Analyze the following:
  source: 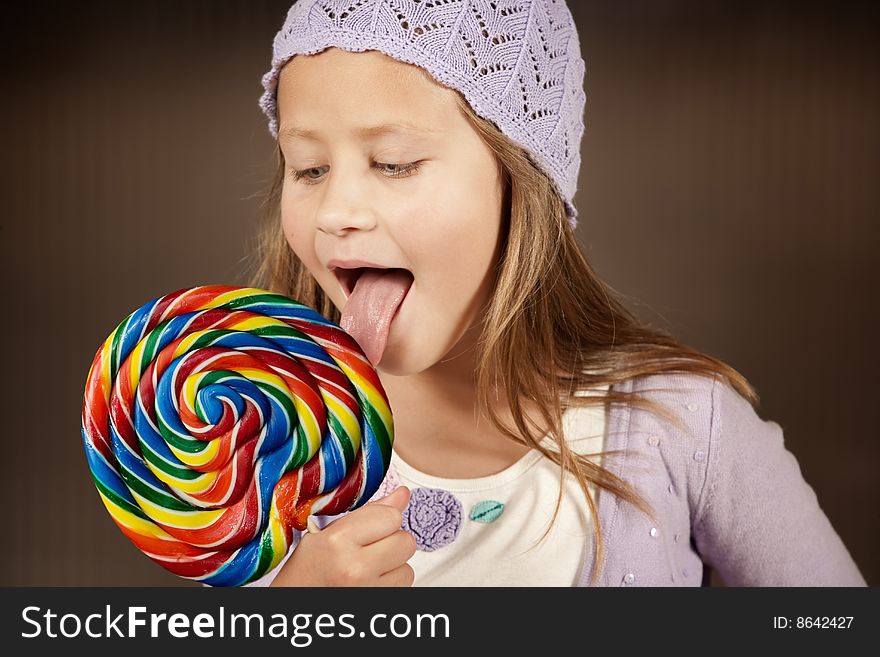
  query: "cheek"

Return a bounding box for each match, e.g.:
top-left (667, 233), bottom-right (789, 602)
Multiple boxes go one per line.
top-left (280, 205), bottom-right (342, 302)
top-left (412, 196), bottom-right (499, 287)
top-left (280, 204), bottom-right (313, 263)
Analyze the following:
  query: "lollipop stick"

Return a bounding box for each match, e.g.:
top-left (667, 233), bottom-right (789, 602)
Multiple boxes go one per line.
top-left (307, 517), bottom-right (321, 534)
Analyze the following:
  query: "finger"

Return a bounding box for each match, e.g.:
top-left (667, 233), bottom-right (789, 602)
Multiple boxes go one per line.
top-left (334, 502), bottom-right (406, 546)
top-left (376, 562), bottom-right (415, 587)
top-left (365, 485), bottom-right (410, 510)
top-left (362, 529), bottom-right (417, 575)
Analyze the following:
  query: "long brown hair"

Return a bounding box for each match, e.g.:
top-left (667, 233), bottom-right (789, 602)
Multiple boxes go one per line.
top-left (247, 88), bottom-right (758, 586)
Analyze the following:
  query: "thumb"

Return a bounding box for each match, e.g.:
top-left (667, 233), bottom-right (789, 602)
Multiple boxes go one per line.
top-left (368, 485), bottom-right (410, 511)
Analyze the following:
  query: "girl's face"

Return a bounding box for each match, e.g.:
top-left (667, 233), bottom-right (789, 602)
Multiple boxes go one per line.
top-left (276, 47), bottom-right (505, 376)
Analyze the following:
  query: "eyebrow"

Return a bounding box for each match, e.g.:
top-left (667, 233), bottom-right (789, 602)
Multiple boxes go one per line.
top-left (279, 122), bottom-right (439, 142)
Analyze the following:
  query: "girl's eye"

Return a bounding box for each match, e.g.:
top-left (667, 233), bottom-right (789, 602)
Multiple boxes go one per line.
top-left (288, 161), bottom-right (423, 185)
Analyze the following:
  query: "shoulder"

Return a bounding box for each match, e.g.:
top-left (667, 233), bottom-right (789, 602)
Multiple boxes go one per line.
top-left (619, 369), bottom-right (720, 408)
top-left (613, 368), bottom-right (759, 441)
top-left (610, 369), bottom-right (721, 453)
top-left (609, 370), bottom-right (758, 524)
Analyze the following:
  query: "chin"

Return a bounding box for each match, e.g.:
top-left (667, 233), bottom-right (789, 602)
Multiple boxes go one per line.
top-left (375, 347), bottom-right (431, 377)
top-left (374, 333), bottom-right (443, 376)
top-left (379, 330), bottom-right (471, 378)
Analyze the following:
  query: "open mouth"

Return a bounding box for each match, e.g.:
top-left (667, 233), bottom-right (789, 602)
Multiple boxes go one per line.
top-left (335, 267), bottom-right (412, 298)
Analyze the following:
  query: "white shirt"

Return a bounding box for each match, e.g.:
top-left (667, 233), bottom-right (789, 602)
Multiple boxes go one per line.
top-left (393, 385), bottom-right (608, 586)
top-left (246, 385), bottom-right (608, 587)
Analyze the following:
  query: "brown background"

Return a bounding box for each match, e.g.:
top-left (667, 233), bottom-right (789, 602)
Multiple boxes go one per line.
top-left (1, 1), bottom-right (877, 586)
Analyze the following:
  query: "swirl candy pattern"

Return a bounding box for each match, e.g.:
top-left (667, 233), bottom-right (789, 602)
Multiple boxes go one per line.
top-left (81, 285), bottom-right (393, 586)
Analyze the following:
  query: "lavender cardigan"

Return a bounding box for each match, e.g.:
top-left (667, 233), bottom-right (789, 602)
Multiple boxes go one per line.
top-left (247, 372), bottom-right (867, 587)
top-left (580, 372), bottom-right (866, 586)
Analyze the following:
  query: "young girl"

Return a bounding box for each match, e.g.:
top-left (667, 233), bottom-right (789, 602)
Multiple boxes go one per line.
top-left (245, 0), bottom-right (866, 587)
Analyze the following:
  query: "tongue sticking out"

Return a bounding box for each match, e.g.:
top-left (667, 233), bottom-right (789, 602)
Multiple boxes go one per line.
top-left (340, 268), bottom-right (413, 366)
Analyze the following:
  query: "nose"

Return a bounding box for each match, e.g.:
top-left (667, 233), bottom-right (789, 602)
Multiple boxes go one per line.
top-left (314, 161), bottom-right (377, 236)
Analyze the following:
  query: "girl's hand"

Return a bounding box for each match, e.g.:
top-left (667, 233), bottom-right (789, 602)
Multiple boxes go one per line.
top-left (269, 486), bottom-right (416, 587)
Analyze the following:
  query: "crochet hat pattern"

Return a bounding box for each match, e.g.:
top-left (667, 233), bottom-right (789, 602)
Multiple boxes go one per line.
top-left (258, 0), bottom-right (586, 229)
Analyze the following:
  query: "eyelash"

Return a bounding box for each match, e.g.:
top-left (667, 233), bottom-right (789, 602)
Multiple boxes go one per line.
top-left (288, 161), bottom-right (423, 185)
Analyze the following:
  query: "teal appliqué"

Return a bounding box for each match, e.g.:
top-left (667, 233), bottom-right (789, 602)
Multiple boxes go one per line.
top-left (469, 500), bottom-right (505, 523)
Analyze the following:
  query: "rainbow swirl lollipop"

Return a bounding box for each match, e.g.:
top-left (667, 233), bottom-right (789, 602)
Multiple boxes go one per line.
top-left (81, 285), bottom-right (393, 586)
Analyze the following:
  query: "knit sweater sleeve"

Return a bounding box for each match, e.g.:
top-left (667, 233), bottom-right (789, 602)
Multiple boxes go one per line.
top-left (690, 378), bottom-right (867, 586)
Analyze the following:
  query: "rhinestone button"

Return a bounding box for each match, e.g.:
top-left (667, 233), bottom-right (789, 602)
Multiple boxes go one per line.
top-left (687, 402), bottom-right (699, 412)
top-left (647, 435), bottom-right (659, 446)
top-left (693, 450), bottom-right (706, 462)
top-left (649, 527), bottom-right (658, 538)
top-left (674, 533), bottom-right (680, 543)
top-left (668, 483), bottom-right (674, 494)
top-left (624, 573), bottom-right (635, 584)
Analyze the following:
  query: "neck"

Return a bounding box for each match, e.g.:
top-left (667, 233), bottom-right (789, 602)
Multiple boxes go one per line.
top-left (377, 321), bottom-right (483, 452)
top-left (376, 325), bottom-right (544, 476)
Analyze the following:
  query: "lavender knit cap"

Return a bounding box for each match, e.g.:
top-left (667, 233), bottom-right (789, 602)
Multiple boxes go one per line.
top-left (258, 0), bottom-right (586, 229)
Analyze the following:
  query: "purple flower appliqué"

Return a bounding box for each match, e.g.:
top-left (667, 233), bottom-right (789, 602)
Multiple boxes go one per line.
top-left (402, 487), bottom-right (462, 551)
